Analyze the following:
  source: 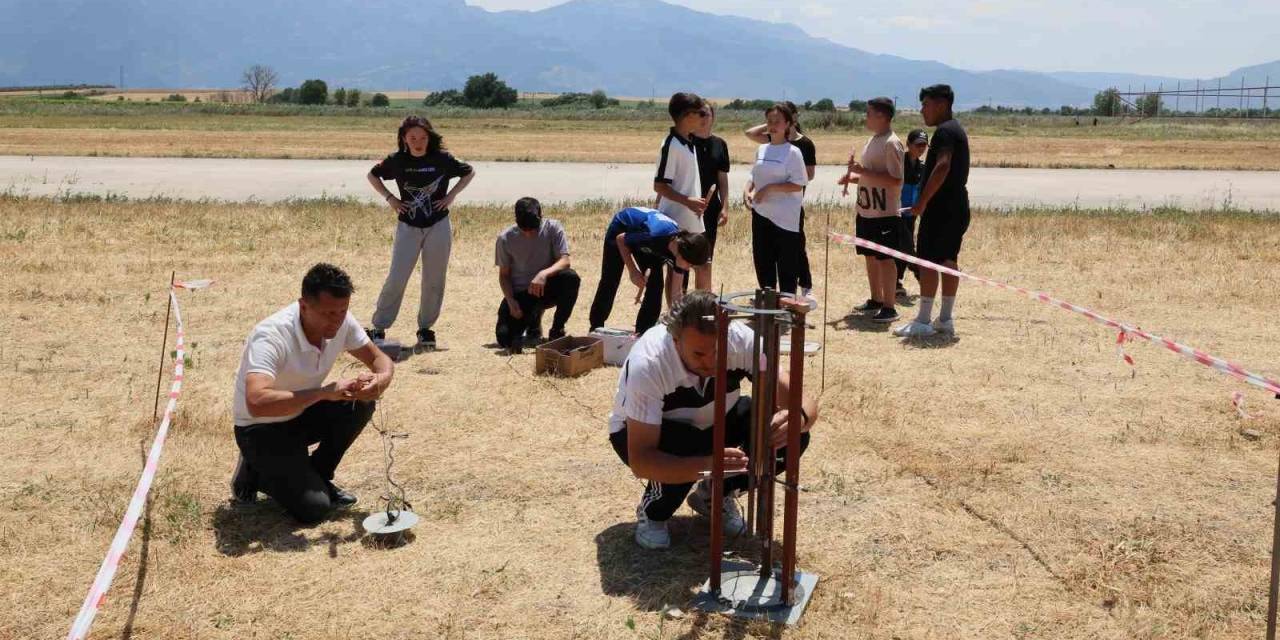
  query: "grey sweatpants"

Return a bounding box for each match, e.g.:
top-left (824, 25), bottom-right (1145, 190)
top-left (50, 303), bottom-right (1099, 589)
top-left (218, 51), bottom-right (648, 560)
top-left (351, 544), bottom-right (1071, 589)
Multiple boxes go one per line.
top-left (371, 218), bottom-right (452, 331)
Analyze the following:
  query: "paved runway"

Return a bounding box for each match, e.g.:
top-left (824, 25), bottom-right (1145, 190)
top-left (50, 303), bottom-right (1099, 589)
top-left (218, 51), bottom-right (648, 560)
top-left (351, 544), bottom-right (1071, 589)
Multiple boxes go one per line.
top-left (3, 155), bottom-right (1277, 211)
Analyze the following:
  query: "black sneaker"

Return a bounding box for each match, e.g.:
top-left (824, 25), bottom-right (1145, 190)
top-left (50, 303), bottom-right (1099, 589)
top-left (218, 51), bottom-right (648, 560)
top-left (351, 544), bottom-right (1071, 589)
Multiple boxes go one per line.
top-left (853, 299), bottom-right (882, 313)
top-left (548, 328), bottom-right (566, 342)
top-left (365, 327), bottom-right (385, 342)
top-left (327, 482), bottom-right (358, 508)
top-left (524, 329), bottom-right (544, 345)
top-left (872, 307), bottom-right (900, 324)
top-left (509, 335), bottom-right (523, 355)
top-left (414, 328), bottom-right (436, 354)
top-left (230, 454), bottom-right (258, 505)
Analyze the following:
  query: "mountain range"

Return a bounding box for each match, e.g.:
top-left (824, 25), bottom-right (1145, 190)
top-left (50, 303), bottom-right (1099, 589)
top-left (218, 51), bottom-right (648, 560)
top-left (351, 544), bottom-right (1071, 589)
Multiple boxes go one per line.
top-left (1, 0), bottom-right (1275, 108)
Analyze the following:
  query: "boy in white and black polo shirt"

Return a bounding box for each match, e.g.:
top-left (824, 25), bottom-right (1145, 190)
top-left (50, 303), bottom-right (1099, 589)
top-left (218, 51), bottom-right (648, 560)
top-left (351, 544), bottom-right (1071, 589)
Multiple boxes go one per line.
top-left (607, 291), bottom-right (819, 550)
top-left (654, 93), bottom-right (710, 288)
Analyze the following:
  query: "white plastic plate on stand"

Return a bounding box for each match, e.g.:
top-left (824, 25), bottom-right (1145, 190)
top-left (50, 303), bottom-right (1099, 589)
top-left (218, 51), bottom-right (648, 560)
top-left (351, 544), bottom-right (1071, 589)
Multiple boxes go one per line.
top-left (362, 510), bottom-right (419, 535)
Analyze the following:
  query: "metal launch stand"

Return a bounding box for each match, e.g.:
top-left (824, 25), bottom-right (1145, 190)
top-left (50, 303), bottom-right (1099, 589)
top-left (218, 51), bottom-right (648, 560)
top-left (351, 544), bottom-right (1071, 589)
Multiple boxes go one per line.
top-left (692, 289), bottom-right (818, 625)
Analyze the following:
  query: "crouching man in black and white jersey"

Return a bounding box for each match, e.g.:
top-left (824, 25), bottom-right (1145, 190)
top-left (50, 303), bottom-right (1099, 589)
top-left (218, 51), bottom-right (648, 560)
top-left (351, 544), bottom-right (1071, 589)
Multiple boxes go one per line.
top-left (607, 290), bottom-right (820, 549)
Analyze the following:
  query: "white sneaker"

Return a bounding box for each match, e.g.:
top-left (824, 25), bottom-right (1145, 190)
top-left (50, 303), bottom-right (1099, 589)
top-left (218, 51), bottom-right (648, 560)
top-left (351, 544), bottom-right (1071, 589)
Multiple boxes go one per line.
top-left (634, 513), bottom-right (671, 550)
top-left (892, 320), bottom-right (937, 338)
top-left (687, 481), bottom-right (747, 537)
top-left (800, 288), bottom-right (819, 311)
top-left (931, 317), bottom-right (955, 335)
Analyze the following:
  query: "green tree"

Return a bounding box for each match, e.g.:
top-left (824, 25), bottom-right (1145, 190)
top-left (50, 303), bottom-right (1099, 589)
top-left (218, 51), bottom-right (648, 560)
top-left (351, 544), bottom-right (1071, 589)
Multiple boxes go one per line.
top-left (462, 73), bottom-right (518, 109)
top-left (270, 87), bottom-right (297, 104)
top-left (589, 89), bottom-right (612, 109)
top-left (346, 89), bottom-right (361, 107)
top-left (811, 98), bottom-right (836, 112)
top-left (725, 98), bottom-right (775, 111)
top-left (298, 79), bottom-right (328, 105)
top-left (370, 93), bottom-right (391, 107)
top-left (1135, 92), bottom-right (1162, 117)
top-left (1092, 88), bottom-right (1122, 117)
top-left (332, 87), bottom-right (347, 106)
top-left (848, 98), bottom-right (868, 112)
top-left (423, 89), bottom-right (464, 106)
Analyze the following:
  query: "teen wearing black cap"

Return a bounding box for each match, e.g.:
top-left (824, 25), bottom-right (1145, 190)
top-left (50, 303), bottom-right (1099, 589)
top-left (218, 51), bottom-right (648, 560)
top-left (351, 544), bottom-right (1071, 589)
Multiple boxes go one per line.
top-left (494, 197), bottom-right (580, 354)
top-left (894, 85), bottom-right (971, 338)
top-left (896, 129), bottom-right (928, 297)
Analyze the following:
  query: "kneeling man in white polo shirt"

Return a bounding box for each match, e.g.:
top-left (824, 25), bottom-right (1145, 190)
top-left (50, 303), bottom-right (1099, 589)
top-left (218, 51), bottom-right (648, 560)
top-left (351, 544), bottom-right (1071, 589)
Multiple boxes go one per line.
top-left (608, 291), bottom-right (820, 549)
top-left (231, 263), bottom-right (396, 523)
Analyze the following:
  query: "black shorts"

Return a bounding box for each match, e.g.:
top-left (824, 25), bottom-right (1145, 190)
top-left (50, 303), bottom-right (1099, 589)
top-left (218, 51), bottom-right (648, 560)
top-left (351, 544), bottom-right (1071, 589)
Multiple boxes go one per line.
top-left (854, 214), bottom-right (901, 260)
top-left (917, 199), bottom-right (971, 264)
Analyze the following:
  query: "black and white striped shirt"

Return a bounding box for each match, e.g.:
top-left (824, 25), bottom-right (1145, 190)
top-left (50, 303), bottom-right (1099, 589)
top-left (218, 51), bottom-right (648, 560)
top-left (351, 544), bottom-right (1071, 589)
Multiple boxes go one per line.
top-left (608, 323), bottom-right (757, 434)
top-left (654, 128), bottom-right (704, 233)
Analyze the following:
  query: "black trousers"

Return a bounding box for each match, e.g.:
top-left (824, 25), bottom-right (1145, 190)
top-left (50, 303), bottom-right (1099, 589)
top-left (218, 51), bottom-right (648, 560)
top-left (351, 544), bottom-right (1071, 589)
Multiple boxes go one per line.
top-left (797, 207), bottom-right (813, 290)
top-left (609, 397), bottom-right (811, 522)
top-left (751, 210), bottom-right (805, 295)
top-left (896, 214), bottom-right (919, 284)
top-left (495, 269), bottom-right (580, 347)
top-left (234, 400), bottom-right (374, 524)
top-left (588, 239), bottom-right (667, 334)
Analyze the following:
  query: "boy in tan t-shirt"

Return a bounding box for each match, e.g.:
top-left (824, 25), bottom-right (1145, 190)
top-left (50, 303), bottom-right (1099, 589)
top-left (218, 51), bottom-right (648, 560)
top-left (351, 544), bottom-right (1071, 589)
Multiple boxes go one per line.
top-left (838, 97), bottom-right (905, 323)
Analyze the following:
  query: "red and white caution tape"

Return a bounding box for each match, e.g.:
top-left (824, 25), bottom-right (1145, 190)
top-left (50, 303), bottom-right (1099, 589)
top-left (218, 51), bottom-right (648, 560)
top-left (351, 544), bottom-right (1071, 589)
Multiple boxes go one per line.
top-left (831, 231), bottom-right (1280, 399)
top-left (174, 279), bottom-right (214, 291)
top-left (67, 283), bottom-right (202, 640)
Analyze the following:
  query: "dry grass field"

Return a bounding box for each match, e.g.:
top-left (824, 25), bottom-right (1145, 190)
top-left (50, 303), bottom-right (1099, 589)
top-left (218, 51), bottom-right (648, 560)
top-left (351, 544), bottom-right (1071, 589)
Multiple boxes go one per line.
top-left (3, 107), bottom-right (1280, 170)
top-left (1, 196), bottom-right (1279, 639)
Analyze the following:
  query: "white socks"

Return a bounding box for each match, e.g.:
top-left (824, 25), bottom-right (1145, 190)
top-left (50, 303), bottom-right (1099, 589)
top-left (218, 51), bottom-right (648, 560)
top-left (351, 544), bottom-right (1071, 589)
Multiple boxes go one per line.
top-left (914, 297), bottom-right (934, 324)
top-left (939, 296), bottom-right (956, 322)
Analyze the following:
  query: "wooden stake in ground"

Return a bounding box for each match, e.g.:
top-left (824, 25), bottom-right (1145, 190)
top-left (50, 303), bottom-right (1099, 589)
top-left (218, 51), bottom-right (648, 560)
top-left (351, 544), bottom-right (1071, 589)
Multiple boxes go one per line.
top-left (820, 208), bottom-right (830, 392)
top-left (151, 271), bottom-right (175, 423)
top-left (1268, 435), bottom-right (1280, 640)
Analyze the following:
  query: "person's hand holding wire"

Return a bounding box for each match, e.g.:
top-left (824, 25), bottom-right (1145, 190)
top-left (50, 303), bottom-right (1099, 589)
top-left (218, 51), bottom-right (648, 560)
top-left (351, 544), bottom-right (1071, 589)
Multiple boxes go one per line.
top-left (629, 268), bottom-right (647, 303)
top-left (720, 447), bottom-right (749, 474)
top-left (768, 407), bottom-right (812, 448)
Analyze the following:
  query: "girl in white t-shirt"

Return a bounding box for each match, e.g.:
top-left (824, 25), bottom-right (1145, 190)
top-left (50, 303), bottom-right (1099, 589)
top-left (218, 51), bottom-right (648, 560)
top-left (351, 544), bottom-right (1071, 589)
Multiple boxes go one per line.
top-left (743, 104), bottom-right (809, 296)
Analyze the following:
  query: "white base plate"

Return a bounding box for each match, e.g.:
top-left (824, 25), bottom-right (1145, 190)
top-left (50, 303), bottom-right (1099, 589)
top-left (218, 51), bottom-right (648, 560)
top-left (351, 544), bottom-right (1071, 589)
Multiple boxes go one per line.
top-left (362, 510), bottom-right (419, 535)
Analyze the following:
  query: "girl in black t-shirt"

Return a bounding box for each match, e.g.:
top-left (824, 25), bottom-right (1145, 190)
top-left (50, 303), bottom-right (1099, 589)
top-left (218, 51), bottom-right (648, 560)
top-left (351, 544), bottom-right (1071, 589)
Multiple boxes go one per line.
top-left (365, 115), bottom-right (476, 353)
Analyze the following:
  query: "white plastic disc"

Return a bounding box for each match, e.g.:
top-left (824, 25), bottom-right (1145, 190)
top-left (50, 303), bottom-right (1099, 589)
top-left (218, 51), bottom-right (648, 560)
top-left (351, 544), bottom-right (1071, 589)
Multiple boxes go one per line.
top-left (779, 340), bottom-right (822, 354)
top-left (362, 510), bottom-right (419, 535)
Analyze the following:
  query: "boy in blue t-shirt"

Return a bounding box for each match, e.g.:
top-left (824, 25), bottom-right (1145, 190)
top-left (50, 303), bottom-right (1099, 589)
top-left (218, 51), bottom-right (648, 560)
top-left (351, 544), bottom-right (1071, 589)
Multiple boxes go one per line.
top-left (587, 207), bottom-right (710, 334)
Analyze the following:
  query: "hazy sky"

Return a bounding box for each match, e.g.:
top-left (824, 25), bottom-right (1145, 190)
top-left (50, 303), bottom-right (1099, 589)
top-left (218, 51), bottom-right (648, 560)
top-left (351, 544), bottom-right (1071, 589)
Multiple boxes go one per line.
top-left (466, 0), bottom-right (1278, 78)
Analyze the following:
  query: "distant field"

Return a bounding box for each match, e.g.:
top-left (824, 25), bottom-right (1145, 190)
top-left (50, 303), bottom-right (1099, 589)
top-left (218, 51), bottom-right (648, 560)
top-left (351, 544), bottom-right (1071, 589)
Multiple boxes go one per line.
top-left (2, 99), bottom-right (1280, 169)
